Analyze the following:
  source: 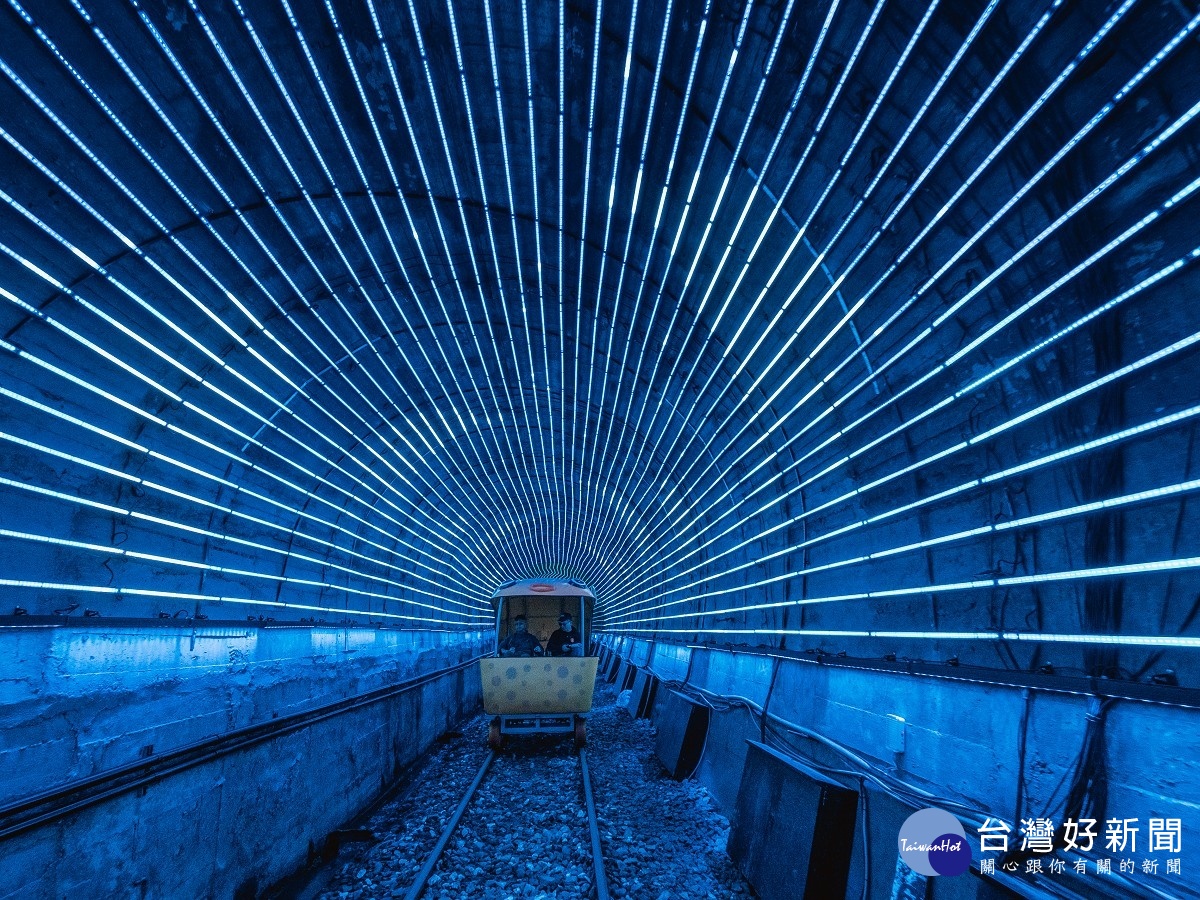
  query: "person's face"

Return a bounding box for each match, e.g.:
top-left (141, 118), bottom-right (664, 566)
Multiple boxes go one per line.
top-left (514, 619), bottom-right (527, 633)
top-left (561, 618), bottom-right (573, 632)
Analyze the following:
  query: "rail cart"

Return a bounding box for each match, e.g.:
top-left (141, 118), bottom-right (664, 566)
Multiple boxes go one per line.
top-left (480, 578), bottom-right (598, 749)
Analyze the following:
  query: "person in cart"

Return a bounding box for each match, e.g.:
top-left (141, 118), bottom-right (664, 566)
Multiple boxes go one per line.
top-left (498, 615), bottom-right (543, 657)
top-left (546, 613), bottom-right (583, 657)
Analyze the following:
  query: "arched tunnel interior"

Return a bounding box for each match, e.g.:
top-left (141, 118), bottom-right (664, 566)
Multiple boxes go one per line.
top-left (1, 0), bottom-right (1199, 896)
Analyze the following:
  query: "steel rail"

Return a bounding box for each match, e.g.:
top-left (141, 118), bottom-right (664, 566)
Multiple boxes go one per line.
top-left (402, 750), bottom-right (496, 900)
top-left (580, 748), bottom-right (611, 900)
top-left (403, 741), bottom-right (610, 900)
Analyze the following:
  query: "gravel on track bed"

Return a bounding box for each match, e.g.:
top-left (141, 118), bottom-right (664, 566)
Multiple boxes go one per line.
top-left (586, 685), bottom-right (753, 900)
top-left (316, 681), bottom-right (752, 900)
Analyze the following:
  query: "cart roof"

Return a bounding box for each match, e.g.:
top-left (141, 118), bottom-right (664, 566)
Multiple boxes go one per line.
top-left (489, 578), bottom-right (595, 603)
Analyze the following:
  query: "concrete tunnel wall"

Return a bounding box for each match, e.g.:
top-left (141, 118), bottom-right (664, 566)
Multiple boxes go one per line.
top-left (0, 625), bottom-right (488, 898)
top-left (1, 0), bottom-right (1199, 897)
top-left (600, 635), bottom-right (1200, 897)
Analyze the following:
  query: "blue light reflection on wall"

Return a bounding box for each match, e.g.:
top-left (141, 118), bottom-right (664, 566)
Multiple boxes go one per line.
top-left (0, 0), bottom-right (1196, 671)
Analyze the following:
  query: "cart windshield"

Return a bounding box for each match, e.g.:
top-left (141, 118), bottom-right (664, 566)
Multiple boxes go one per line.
top-left (496, 594), bottom-right (587, 651)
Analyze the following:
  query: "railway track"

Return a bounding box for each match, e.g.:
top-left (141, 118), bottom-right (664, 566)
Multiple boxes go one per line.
top-left (402, 746), bottom-right (610, 900)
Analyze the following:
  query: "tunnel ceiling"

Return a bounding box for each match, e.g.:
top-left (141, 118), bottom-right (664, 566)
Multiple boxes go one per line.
top-left (2, 0), bottom-right (1199, 677)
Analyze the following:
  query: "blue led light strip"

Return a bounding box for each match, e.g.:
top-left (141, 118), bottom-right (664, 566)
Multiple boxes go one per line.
top-left (1, 0), bottom-right (1196, 633)
top-left (218, 0), bottom-right (527, 571)
top-left (390, 0), bottom-right (557, 570)
top-left (618, 0), bottom-right (948, 535)
top-left (591, 0), bottom-right (709, 512)
top-left (604, 185), bottom-right (1200, 611)
top-left (606, 313), bottom-right (1200, 615)
top-left (518, 0), bottom-right (561, 555)
top-left (232, 0), bottom-right (536, 565)
top-left (576, 0), bottom-right (646, 553)
top-left (0, 523), bottom-right (492, 619)
top-left (602, 0), bottom-right (910, 571)
top-left (312, 0), bottom-right (538, 558)
top-left (602, 626), bottom-right (1200, 650)
top-left (0, 371), bottom-right (489, 609)
top-left (0, 8), bottom-right (530, 607)
top-left (174, 0), bottom-right (576, 578)
top-left (436, 0), bottom-right (553, 567)
top-left (2, 1), bottom-right (516, 592)
top-left (604, 471), bottom-right (1200, 624)
top-left (599, 0), bottom-right (1020, 583)
top-left (603, 0), bottom-right (1121, 570)
top-left (0, 576), bottom-right (486, 627)
top-left (0, 231), bottom-right (496, 595)
top-left (604, 7), bottom-right (1196, 587)
top-left (358, 0), bottom-right (550, 569)
top-left (579, 0), bottom-right (757, 579)
top-left (480, 0), bottom-right (555, 549)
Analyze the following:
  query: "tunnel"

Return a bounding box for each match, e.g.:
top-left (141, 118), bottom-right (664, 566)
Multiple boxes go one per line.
top-left (1, 0), bottom-right (1198, 896)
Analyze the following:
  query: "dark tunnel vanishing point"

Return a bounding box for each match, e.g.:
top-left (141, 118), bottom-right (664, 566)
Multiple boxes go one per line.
top-left (1, 0), bottom-right (1199, 896)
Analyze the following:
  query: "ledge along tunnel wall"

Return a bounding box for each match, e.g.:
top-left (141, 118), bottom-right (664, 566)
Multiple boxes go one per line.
top-left (0, 624), bottom-right (488, 898)
top-left (0, 0), bottom-right (1199, 896)
top-left (598, 636), bottom-right (1200, 897)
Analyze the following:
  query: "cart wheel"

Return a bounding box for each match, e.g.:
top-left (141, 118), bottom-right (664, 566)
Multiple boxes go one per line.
top-left (488, 719), bottom-right (503, 750)
top-left (573, 717), bottom-right (586, 749)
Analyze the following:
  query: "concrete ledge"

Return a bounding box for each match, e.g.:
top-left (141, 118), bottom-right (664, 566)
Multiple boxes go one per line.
top-left (599, 634), bottom-right (1200, 897)
top-left (727, 741), bottom-right (858, 899)
top-left (694, 704), bottom-right (759, 814)
top-left (0, 624), bottom-right (488, 899)
top-left (0, 623), bottom-right (487, 804)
